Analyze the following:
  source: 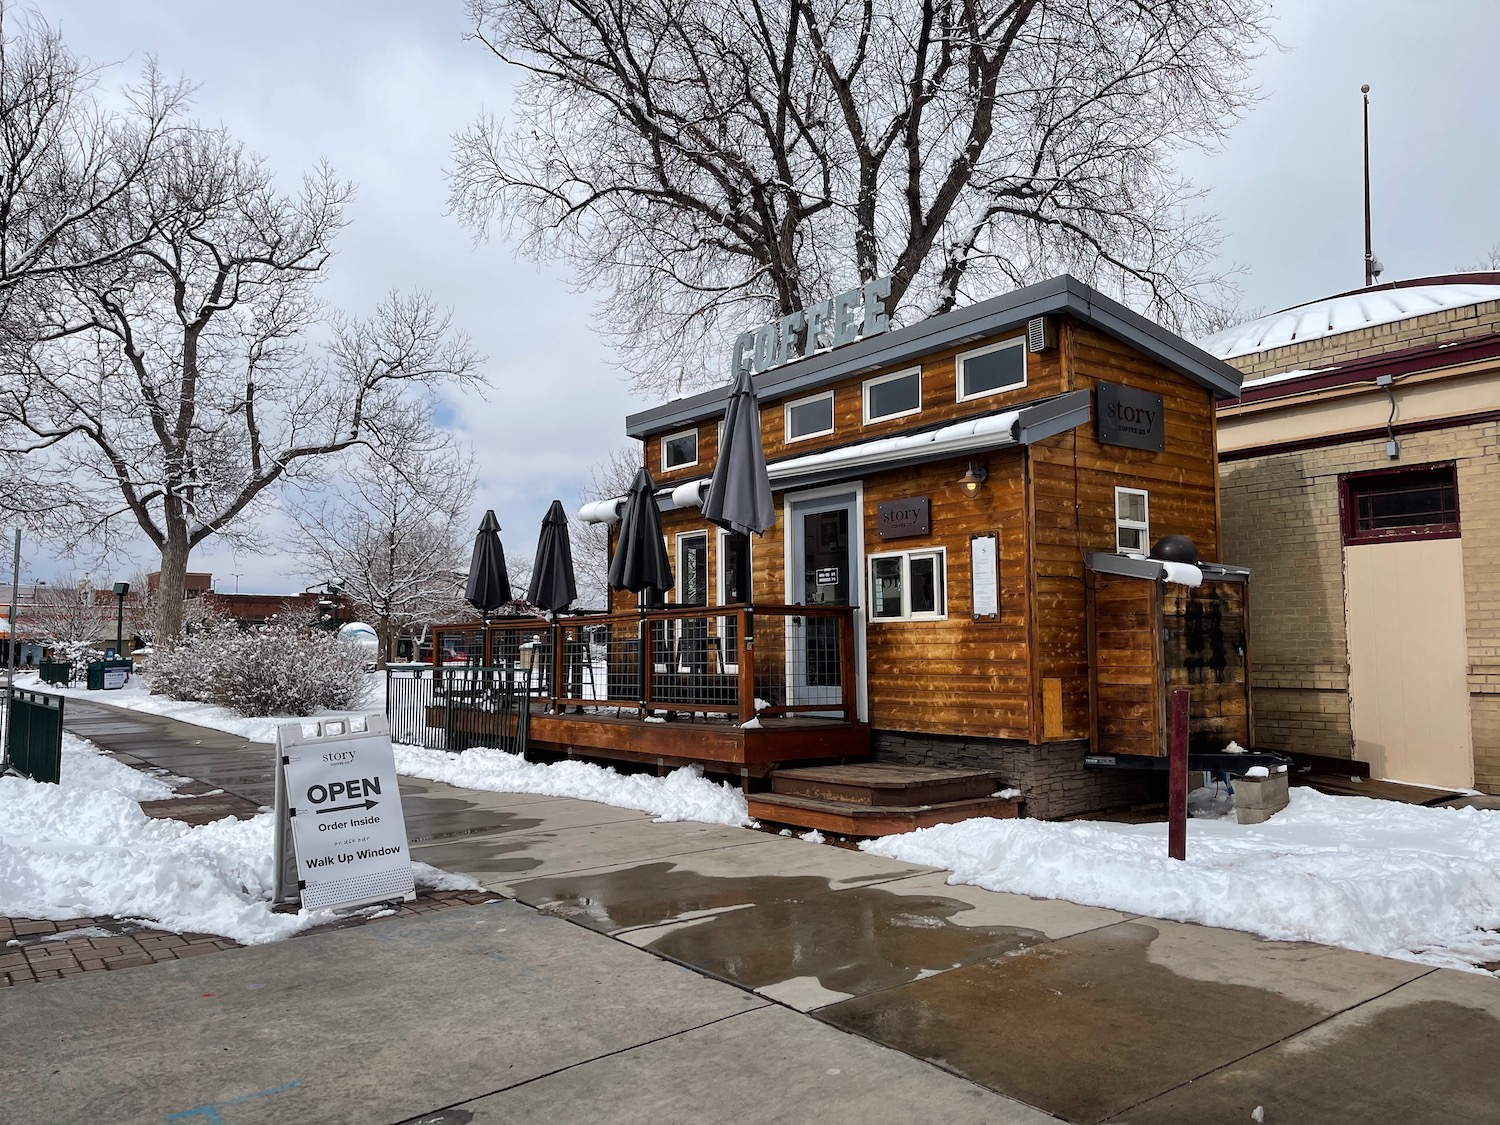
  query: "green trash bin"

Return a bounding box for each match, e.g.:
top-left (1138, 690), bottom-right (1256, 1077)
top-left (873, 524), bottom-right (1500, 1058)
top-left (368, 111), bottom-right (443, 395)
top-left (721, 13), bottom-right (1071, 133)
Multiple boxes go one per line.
top-left (87, 658), bottom-right (133, 690)
top-left (38, 661), bottom-right (71, 687)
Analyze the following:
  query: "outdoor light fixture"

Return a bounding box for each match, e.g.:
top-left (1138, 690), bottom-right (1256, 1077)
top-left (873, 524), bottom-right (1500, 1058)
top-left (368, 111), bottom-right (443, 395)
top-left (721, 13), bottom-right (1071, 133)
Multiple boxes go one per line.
top-left (958, 462), bottom-right (988, 497)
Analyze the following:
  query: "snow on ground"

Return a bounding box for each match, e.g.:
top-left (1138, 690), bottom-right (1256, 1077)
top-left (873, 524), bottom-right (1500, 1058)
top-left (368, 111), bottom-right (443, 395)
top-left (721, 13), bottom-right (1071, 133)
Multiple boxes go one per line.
top-left (863, 787), bottom-right (1500, 972)
top-left (0, 731), bottom-right (473, 945)
top-left (15, 671), bottom-right (384, 744)
top-left (393, 743), bottom-right (753, 828)
top-left (58, 730), bottom-right (185, 801)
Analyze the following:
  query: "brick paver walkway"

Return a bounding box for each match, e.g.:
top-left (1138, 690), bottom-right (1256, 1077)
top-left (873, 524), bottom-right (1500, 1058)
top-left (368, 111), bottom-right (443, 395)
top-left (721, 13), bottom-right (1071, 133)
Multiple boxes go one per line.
top-left (1, 890), bottom-right (503, 987)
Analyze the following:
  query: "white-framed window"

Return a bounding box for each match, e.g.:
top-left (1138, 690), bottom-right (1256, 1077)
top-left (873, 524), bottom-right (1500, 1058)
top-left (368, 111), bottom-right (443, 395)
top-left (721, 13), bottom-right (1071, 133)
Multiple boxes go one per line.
top-left (661, 428), bottom-right (699, 471)
top-left (716, 528), bottom-right (752, 670)
top-left (956, 337), bottom-right (1026, 402)
top-left (677, 531), bottom-right (709, 606)
top-left (1115, 487), bottom-right (1150, 555)
top-left (784, 391), bottom-right (835, 443)
top-left (863, 366), bottom-right (922, 425)
top-left (867, 548), bottom-right (947, 621)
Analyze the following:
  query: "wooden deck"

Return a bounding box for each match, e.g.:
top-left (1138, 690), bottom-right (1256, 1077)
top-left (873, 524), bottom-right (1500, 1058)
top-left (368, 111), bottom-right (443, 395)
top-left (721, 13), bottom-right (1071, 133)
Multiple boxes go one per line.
top-left (441, 703), bottom-right (869, 776)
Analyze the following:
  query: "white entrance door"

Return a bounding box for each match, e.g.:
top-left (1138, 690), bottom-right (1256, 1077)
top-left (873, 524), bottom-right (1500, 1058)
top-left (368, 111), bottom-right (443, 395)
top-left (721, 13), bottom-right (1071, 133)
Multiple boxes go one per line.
top-left (1346, 538), bottom-right (1473, 788)
top-left (786, 490), bottom-right (862, 712)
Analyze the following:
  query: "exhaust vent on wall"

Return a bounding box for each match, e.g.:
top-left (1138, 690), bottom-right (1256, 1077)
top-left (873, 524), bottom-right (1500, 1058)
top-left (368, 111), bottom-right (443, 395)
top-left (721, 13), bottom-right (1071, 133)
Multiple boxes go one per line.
top-left (1027, 316), bottom-right (1056, 353)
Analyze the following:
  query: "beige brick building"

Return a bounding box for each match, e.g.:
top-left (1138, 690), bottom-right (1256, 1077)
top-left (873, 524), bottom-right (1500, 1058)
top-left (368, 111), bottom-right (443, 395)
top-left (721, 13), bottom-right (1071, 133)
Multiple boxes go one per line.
top-left (1208, 274), bottom-right (1500, 792)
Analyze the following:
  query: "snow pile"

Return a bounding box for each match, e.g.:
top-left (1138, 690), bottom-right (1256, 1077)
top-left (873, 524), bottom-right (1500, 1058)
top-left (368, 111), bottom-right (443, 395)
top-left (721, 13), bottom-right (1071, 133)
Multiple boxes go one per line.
top-left (58, 731), bottom-right (184, 801)
top-left (393, 743), bottom-right (753, 827)
top-left (863, 788), bottom-right (1500, 971)
top-left (0, 734), bottom-right (473, 944)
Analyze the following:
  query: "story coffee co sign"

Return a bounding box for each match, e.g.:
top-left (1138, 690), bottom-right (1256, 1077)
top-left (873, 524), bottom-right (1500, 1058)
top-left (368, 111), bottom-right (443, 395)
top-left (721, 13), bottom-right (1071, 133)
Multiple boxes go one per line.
top-left (1096, 382), bottom-right (1165, 452)
top-left (732, 277), bottom-right (892, 377)
top-left (272, 714), bottom-right (415, 912)
top-left (877, 497), bottom-right (931, 540)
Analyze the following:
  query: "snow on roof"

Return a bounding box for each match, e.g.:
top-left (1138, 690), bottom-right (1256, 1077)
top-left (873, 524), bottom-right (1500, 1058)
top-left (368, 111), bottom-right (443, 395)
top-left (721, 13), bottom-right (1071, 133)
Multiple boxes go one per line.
top-left (1200, 280), bottom-right (1500, 360)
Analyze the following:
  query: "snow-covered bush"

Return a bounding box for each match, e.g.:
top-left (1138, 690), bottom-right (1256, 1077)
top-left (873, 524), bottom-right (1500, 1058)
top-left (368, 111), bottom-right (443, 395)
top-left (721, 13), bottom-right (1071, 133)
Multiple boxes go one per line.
top-left (152, 616), bottom-right (369, 716)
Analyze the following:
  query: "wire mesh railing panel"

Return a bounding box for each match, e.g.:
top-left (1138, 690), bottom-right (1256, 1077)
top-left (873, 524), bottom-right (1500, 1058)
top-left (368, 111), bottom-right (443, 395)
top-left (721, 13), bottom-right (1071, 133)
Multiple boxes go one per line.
top-left (752, 607), bottom-right (853, 718)
top-left (416, 605), bottom-right (853, 724)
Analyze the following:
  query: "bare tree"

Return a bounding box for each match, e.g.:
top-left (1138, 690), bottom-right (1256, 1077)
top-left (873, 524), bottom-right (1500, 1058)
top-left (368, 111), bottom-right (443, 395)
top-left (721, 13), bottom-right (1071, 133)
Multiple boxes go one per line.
top-left (572, 445), bottom-right (642, 608)
top-left (1, 124), bottom-right (481, 643)
top-left (25, 574), bottom-right (102, 663)
top-left (451, 0), bottom-right (1271, 394)
top-left (0, 8), bottom-right (187, 295)
top-left (1465, 243), bottom-right (1500, 272)
top-left (291, 438), bottom-right (477, 666)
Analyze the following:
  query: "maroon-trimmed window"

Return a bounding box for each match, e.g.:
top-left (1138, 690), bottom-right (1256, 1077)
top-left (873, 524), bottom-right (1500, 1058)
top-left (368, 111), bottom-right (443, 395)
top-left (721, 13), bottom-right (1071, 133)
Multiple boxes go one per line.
top-left (1340, 462), bottom-right (1460, 545)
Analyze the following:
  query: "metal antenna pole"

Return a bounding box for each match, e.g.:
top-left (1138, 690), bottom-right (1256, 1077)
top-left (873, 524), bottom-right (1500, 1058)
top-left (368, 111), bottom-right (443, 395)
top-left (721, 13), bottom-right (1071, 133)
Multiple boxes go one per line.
top-left (1362, 84), bottom-right (1374, 287)
top-left (2, 529), bottom-right (20, 771)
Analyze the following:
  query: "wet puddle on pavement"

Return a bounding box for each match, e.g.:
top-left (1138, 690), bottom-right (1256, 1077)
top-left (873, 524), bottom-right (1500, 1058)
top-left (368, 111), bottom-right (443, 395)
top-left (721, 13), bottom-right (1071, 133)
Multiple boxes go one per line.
top-left (513, 864), bottom-right (1048, 1000)
top-left (1112, 997), bottom-right (1500, 1124)
top-left (818, 921), bottom-right (1335, 1124)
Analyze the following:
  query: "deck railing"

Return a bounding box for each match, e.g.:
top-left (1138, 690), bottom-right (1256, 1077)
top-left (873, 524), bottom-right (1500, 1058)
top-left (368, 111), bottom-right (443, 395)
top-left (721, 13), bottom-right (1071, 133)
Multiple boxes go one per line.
top-left (430, 604), bottom-right (858, 724)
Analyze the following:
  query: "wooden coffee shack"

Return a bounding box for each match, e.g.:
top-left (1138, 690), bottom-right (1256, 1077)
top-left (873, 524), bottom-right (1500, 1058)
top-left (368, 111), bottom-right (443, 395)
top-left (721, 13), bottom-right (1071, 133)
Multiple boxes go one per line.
top-left (434, 275), bottom-right (1261, 831)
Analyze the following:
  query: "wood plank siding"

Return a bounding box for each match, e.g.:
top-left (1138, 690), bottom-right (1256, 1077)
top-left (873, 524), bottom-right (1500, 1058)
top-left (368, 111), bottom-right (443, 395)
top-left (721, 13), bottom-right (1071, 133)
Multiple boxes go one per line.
top-left (621, 311), bottom-right (1231, 752)
top-left (1027, 322), bottom-right (1223, 740)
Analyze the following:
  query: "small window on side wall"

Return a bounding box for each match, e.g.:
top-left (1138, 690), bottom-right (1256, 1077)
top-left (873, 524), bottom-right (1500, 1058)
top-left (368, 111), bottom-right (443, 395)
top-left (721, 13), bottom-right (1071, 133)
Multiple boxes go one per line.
top-left (785, 391), bottom-right (835, 442)
top-left (661, 429), bottom-right (698, 471)
top-left (868, 549), bottom-right (946, 621)
top-left (1341, 463), bottom-right (1459, 545)
top-left (1115, 487), bottom-right (1149, 555)
top-left (957, 337), bottom-right (1026, 402)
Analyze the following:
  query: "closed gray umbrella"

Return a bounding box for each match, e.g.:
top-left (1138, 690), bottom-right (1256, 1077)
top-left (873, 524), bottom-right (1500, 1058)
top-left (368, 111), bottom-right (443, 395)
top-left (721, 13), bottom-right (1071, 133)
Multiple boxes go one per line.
top-left (607, 467), bottom-right (674, 594)
top-left (526, 500), bottom-right (577, 616)
top-left (702, 362), bottom-right (775, 537)
top-left (464, 509), bottom-right (513, 614)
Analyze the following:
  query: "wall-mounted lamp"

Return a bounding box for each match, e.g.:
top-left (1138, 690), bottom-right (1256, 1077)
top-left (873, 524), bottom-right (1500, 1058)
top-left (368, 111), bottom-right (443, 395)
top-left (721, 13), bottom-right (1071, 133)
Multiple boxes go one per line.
top-left (958, 462), bottom-right (988, 497)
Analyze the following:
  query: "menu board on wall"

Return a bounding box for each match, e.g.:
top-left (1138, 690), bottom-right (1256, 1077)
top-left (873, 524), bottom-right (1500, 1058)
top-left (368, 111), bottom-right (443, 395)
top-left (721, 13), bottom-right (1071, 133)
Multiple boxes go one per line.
top-left (971, 534), bottom-right (998, 619)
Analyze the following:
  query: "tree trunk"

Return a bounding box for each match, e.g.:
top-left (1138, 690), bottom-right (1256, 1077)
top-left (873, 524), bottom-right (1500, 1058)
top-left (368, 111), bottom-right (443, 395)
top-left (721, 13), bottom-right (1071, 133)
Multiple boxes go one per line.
top-left (376, 615), bottom-right (394, 670)
top-left (154, 531), bottom-right (191, 647)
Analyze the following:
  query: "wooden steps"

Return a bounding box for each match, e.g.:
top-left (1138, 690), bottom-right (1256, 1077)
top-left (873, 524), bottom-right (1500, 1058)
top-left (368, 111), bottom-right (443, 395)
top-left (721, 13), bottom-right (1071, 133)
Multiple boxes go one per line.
top-left (748, 763), bottom-right (1021, 836)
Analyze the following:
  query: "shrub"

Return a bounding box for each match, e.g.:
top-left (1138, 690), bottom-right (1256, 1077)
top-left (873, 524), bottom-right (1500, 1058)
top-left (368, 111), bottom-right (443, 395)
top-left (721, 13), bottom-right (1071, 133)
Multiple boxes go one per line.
top-left (152, 617), bottom-right (370, 716)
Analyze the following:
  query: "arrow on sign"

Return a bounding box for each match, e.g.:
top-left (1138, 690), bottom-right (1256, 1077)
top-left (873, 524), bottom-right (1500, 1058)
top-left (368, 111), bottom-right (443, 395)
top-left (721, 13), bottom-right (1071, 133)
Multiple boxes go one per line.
top-left (317, 799), bottom-right (379, 814)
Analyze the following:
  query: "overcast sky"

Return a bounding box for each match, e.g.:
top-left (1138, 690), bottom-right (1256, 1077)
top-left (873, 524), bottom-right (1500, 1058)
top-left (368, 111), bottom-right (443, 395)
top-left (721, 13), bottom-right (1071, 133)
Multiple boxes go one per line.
top-left (22, 0), bottom-right (1500, 594)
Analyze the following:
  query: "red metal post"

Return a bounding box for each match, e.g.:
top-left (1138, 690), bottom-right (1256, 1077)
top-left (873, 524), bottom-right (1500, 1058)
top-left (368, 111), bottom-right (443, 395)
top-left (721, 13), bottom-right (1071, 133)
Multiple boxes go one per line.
top-left (1168, 688), bottom-right (1189, 861)
top-left (736, 607), bottom-right (755, 724)
top-left (551, 622), bottom-right (566, 714)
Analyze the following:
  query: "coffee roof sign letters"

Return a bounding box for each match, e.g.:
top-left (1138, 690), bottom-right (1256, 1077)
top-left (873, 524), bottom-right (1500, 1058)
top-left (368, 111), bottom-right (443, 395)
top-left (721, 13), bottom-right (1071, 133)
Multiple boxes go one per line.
top-left (732, 277), bottom-right (893, 377)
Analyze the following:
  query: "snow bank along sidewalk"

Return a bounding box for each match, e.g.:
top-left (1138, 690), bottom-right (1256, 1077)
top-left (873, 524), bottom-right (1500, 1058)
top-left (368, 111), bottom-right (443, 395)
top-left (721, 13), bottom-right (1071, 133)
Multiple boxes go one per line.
top-left (14, 670), bottom-right (383, 745)
top-left (864, 787), bottom-right (1500, 973)
top-left (394, 743), bottom-right (753, 828)
top-left (0, 733), bottom-right (473, 946)
top-left (21, 668), bottom-right (754, 830)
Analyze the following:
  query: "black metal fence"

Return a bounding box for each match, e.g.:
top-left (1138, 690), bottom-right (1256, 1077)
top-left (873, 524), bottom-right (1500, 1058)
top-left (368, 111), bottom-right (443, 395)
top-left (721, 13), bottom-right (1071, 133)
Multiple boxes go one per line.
top-left (6, 689), bottom-right (64, 783)
top-left (386, 664), bottom-right (532, 754)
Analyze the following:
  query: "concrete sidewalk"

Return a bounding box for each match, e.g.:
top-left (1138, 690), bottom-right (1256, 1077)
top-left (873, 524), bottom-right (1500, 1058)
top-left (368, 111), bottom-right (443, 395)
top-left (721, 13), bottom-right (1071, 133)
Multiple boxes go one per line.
top-left (21, 698), bottom-right (1500, 1123)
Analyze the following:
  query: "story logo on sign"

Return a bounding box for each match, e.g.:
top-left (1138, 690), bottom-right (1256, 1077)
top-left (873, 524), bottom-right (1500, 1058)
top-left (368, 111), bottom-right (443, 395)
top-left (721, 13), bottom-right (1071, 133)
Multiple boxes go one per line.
top-left (320, 749), bottom-right (357, 765)
top-left (1105, 399), bottom-right (1157, 435)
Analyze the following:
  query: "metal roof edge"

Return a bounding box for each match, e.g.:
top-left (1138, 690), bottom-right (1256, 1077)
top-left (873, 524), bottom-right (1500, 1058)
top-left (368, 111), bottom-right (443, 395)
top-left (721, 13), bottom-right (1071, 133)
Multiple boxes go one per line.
top-left (1016, 388), bottom-right (1092, 444)
top-left (626, 276), bottom-right (1243, 438)
top-left (1056, 280), bottom-right (1243, 401)
top-left (1084, 550), bottom-right (1250, 582)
